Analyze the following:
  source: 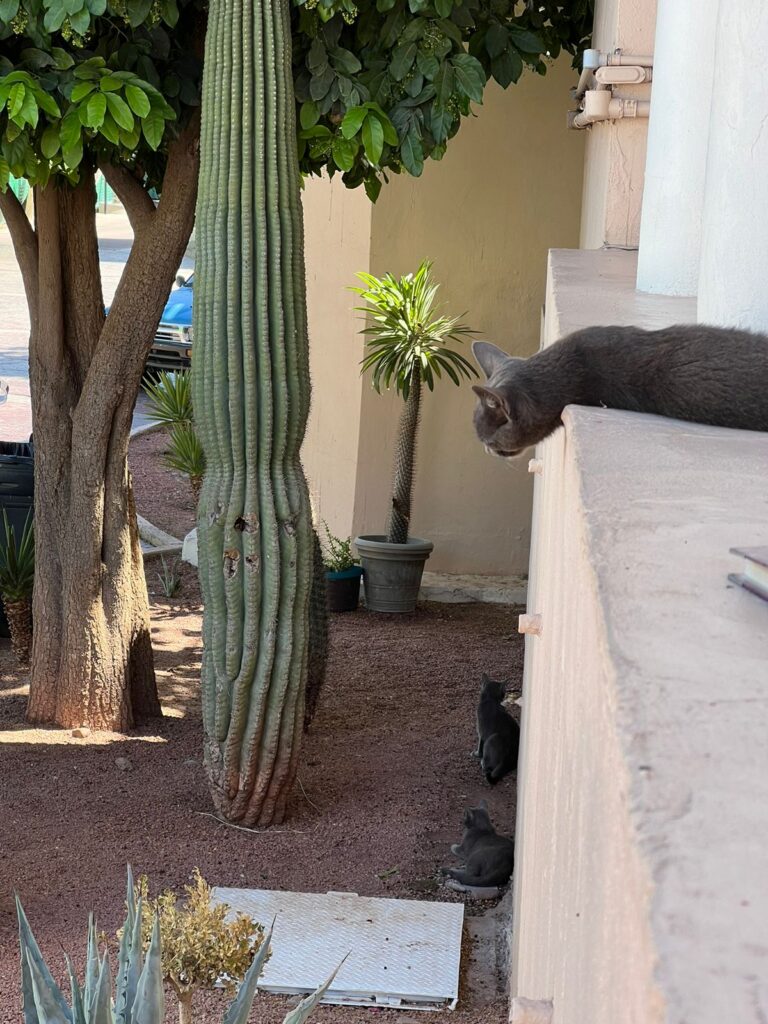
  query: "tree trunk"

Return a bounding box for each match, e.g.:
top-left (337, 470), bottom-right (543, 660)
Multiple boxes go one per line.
top-left (0, 128), bottom-right (201, 731)
top-left (177, 991), bottom-right (194, 1024)
top-left (194, 0), bottom-right (313, 824)
top-left (387, 364), bottom-right (422, 545)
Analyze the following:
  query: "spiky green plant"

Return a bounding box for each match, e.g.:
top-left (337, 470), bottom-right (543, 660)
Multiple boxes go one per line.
top-left (0, 509), bottom-right (35, 665)
top-left (0, 509), bottom-right (34, 603)
top-left (305, 529), bottom-right (330, 733)
top-left (144, 370), bottom-right (194, 427)
top-left (17, 867), bottom-right (340, 1024)
top-left (352, 261), bottom-right (477, 544)
top-left (156, 556), bottom-right (182, 599)
top-left (165, 422), bottom-right (206, 503)
top-left (192, 0), bottom-right (314, 825)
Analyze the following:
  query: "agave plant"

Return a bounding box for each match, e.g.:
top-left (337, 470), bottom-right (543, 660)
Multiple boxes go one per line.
top-left (165, 422), bottom-right (206, 504)
top-left (17, 868), bottom-right (340, 1024)
top-left (352, 260), bottom-right (477, 544)
top-left (144, 370), bottom-right (194, 427)
top-left (0, 509), bottom-right (34, 665)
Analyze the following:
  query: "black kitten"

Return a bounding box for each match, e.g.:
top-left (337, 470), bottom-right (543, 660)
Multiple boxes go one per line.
top-left (442, 802), bottom-right (515, 888)
top-left (475, 673), bottom-right (520, 785)
top-left (472, 325), bottom-right (768, 459)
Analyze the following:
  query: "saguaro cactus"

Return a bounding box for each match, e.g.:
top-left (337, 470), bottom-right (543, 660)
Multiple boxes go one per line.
top-left (193, 0), bottom-right (313, 824)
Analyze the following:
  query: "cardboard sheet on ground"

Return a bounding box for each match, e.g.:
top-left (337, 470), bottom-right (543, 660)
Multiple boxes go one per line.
top-left (212, 887), bottom-right (464, 1011)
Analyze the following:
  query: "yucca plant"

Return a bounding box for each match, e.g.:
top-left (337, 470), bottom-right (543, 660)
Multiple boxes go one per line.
top-left (144, 370), bottom-right (194, 427)
top-left (17, 867), bottom-right (340, 1024)
top-left (156, 556), bottom-right (182, 599)
top-left (165, 422), bottom-right (206, 503)
top-left (0, 509), bottom-right (34, 665)
top-left (352, 260), bottom-right (477, 544)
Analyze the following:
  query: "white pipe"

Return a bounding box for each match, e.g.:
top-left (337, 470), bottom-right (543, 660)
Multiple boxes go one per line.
top-left (636, 0), bottom-right (718, 296)
top-left (698, 1), bottom-right (768, 329)
top-left (594, 66), bottom-right (652, 86)
top-left (570, 96), bottom-right (650, 130)
top-left (583, 47), bottom-right (654, 69)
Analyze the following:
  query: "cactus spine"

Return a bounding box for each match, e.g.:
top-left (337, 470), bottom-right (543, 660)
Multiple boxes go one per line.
top-left (193, 0), bottom-right (313, 823)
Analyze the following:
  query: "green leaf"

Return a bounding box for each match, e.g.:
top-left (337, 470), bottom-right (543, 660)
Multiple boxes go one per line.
top-left (340, 104), bottom-right (367, 139)
top-left (485, 22), bottom-right (508, 59)
top-left (70, 81), bottom-right (96, 102)
top-left (508, 24), bottom-right (544, 54)
top-left (8, 83), bottom-right (26, 120)
top-left (491, 48), bottom-right (522, 88)
top-left (434, 0), bottom-right (452, 15)
top-left (451, 52), bottom-right (485, 103)
top-left (160, 0), bottom-right (179, 26)
top-left (416, 52), bottom-right (439, 80)
top-left (62, 138), bottom-right (83, 170)
top-left (133, 917), bottom-right (164, 1022)
top-left (99, 75), bottom-right (124, 92)
top-left (430, 103), bottom-right (453, 143)
top-left (332, 135), bottom-right (359, 172)
top-left (281, 959), bottom-right (348, 1024)
top-left (41, 124), bottom-right (61, 159)
top-left (85, 91), bottom-right (107, 128)
top-left (52, 48), bottom-right (75, 70)
top-left (60, 110), bottom-right (82, 150)
top-left (98, 113), bottom-right (120, 144)
top-left (361, 113), bottom-right (384, 165)
top-left (364, 174), bottom-right (382, 203)
top-left (125, 0), bottom-right (153, 27)
top-left (70, 6), bottom-right (91, 34)
top-left (433, 63), bottom-right (454, 106)
top-left (222, 925), bottom-right (274, 1024)
top-left (400, 124), bottom-right (423, 176)
top-left (0, 0), bottom-right (20, 21)
top-left (43, 2), bottom-right (68, 32)
top-left (105, 92), bottom-right (134, 131)
top-left (300, 99), bottom-right (320, 130)
top-left (125, 84), bottom-right (151, 117)
top-left (330, 47), bottom-right (361, 75)
top-left (141, 108), bottom-right (165, 149)
top-left (0, 157), bottom-right (9, 191)
top-left (390, 41), bottom-right (417, 82)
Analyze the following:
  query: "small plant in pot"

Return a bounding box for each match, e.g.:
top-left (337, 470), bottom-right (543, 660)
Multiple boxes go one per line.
top-left (321, 523), bottom-right (363, 612)
top-left (351, 260), bottom-right (476, 613)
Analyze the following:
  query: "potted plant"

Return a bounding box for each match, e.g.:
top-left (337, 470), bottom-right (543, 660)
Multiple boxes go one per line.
top-left (321, 523), bottom-right (363, 612)
top-left (351, 260), bottom-right (476, 613)
top-left (0, 509), bottom-right (34, 665)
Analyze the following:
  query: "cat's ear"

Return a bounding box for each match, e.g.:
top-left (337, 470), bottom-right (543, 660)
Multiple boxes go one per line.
top-left (481, 672), bottom-right (490, 684)
top-left (472, 341), bottom-right (517, 379)
top-left (471, 385), bottom-right (511, 417)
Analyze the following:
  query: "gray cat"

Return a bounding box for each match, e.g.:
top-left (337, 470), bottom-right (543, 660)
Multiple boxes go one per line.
top-left (475, 673), bottom-right (519, 785)
top-left (442, 802), bottom-right (515, 888)
top-left (471, 325), bottom-right (768, 459)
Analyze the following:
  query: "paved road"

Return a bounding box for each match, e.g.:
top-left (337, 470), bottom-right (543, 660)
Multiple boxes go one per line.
top-left (0, 209), bottom-right (193, 442)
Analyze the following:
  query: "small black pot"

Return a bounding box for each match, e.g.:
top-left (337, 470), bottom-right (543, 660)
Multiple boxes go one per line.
top-left (326, 566), bottom-right (363, 612)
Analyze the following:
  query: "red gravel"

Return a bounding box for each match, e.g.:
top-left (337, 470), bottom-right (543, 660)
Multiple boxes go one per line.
top-left (0, 436), bottom-right (523, 1022)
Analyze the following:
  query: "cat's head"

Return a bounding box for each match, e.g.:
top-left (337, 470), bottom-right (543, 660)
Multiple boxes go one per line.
top-left (462, 801), bottom-right (493, 833)
top-left (480, 672), bottom-right (506, 702)
top-left (471, 341), bottom-right (535, 459)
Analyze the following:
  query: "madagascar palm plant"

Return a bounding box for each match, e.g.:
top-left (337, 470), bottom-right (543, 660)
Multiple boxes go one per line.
top-left (352, 260), bottom-right (477, 544)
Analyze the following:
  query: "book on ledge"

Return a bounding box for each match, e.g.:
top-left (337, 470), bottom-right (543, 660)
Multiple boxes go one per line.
top-left (729, 546), bottom-right (768, 603)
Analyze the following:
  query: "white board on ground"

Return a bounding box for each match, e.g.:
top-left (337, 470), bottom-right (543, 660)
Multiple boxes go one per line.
top-left (211, 887), bottom-right (464, 1012)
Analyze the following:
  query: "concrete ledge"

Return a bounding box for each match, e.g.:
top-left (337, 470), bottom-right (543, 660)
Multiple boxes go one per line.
top-left (137, 514), bottom-right (182, 561)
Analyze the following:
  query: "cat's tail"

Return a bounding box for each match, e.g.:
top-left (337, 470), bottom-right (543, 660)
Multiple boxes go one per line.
top-left (444, 866), bottom-right (511, 887)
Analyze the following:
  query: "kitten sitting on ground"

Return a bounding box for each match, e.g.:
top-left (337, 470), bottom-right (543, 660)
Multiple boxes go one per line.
top-left (441, 802), bottom-right (515, 888)
top-left (475, 673), bottom-right (520, 785)
top-left (471, 324), bottom-right (768, 460)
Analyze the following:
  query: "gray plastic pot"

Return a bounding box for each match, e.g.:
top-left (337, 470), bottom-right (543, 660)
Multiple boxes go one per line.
top-left (354, 535), bottom-right (434, 613)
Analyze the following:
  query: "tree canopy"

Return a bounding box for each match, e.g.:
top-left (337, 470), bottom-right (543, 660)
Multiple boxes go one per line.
top-left (1, 0), bottom-right (591, 200)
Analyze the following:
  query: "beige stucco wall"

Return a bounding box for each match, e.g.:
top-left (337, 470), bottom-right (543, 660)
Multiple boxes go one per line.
top-left (579, 0), bottom-right (656, 248)
top-left (351, 62), bottom-right (585, 574)
top-left (302, 175), bottom-right (372, 541)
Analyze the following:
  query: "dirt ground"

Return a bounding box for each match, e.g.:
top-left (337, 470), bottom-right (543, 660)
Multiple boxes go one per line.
top-left (0, 434), bottom-right (524, 1023)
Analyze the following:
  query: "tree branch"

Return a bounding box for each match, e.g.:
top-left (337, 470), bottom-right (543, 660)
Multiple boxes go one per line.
top-left (98, 161), bottom-right (156, 235)
top-left (0, 187), bottom-right (39, 317)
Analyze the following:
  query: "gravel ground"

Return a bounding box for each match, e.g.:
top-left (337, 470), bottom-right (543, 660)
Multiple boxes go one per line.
top-left (0, 436), bottom-right (523, 1022)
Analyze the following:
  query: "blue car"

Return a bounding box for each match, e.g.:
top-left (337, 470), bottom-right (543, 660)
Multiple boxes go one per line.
top-left (147, 272), bottom-right (194, 373)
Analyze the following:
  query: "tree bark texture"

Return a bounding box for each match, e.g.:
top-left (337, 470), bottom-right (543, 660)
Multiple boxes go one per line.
top-left (194, 0), bottom-right (313, 825)
top-left (0, 124), bottom-right (200, 731)
top-left (387, 363), bottom-right (422, 544)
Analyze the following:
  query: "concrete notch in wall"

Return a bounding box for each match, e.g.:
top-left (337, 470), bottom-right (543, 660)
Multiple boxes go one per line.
top-left (511, 996), bottom-right (554, 1024)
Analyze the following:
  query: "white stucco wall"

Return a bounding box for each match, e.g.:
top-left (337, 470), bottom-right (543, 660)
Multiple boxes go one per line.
top-left (511, 248), bottom-right (768, 1023)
